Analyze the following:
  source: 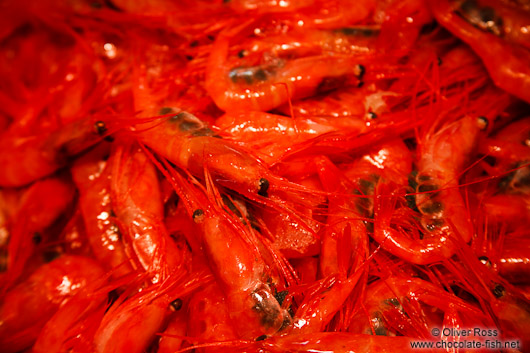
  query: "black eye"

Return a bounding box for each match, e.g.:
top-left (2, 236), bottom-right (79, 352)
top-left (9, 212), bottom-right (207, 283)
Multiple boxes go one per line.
top-left (170, 298), bottom-right (183, 311)
top-left (258, 178), bottom-right (269, 197)
top-left (193, 209), bottom-right (205, 223)
top-left (492, 283), bottom-right (505, 298)
top-left (94, 121), bottom-right (107, 135)
top-left (478, 256), bottom-right (491, 267)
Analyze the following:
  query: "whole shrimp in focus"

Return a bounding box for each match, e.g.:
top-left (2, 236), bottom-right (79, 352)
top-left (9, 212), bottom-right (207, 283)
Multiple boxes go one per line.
top-left (429, 0), bottom-right (530, 103)
top-left (205, 21), bottom-right (367, 112)
top-left (0, 255), bottom-right (105, 353)
top-left (373, 115), bottom-right (483, 264)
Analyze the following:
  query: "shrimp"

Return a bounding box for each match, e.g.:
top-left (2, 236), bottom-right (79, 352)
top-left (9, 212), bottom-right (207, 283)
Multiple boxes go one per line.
top-left (373, 116), bottom-right (482, 264)
top-left (205, 22), bottom-right (366, 112)
top-left (348, 275), bottom-right (486, 338)
top-left (429, 0), bottom-right (530, 103)
top-left (136, 110), bottom-right (322, 208)
top-left (2, 176), bottom-right (75, 292)
top-left (478, 117), bottom-right (530, 227)
top-left (0, 255), bottom-right (105, 353)
top-left (33, 273), bottom-right (134, 353)
top-left (227, 0), bottom-right (315, 13)
top-left (71, 143), bottom-right (134, 277)
top-left (109, 139), bottom-right (187, 280)
top-left (275, 84), bottom-right (398, 120)
top-left (449, 243), bottom-right (530, 348)
top-left (153, 160), bottom-right (292, 340)
top-left (479, 116), bottom-right (530, 170)
top-left (94, 271), bottom-right (205, 353)
top-left (0, 117), bottom-right (109, 187)
top-left (215, 111), bottom-right (366, 165)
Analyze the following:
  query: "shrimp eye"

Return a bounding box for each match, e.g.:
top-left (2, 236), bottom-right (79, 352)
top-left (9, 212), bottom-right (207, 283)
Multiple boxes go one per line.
top-left (355, 64), bottom-right (366, 80)
top-left (193, 209), bottom-right (205, 223)
top-left (170, 298), bottom-right (183, 311)
top-left (94, 121), bottom-right (107, 135)
top-left (477, 116), bottom-right (489, 130)
top-left (256, 335), bottom-right (268, 341)
top-left (478, 256), bottom-right (492, 267)
top-left (492, 283), bottom-right (505, 298)
top-left (367, 111), bottom-right (377, 120)
top-left (258, 178), bottom-right (269, 197)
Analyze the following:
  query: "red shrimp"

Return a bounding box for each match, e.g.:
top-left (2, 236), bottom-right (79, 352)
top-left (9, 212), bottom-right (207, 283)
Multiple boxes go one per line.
top-left (479, 116), bottom-right (530, 170)
top-left (429, 0), bottom-right (530, 103)
top-left (153, 161), bottom-right (292, 340)
top-left (2, 177), bottom-right (75, 292)
top-left (348, 276), bottom-right (485, 337)
top-left (136, 110), bottom-right (323, 208)
top-left (289, 271), bottom-right (367, 334)
top-left (373, 116), bottom-right (482, 264)
top-left (478, 117), bottom-right (530, 226)
top-left (32, 273), bottom-right (136, 353)
top-left (0, 117), bottom-right (110, 187)
top-left (233, 25), bottom-right (380, 62)
top-left (205, 22), bottom-right (366, 112)
top-left (449, 244), bottom-right (530, 348)
top-left (109, 139), bottom-right (187, 280)
top-left (0, 255), bottom-right (105, 353)
top-left (276, 84), bottom-right (398, 120)
top-left (318, 140), bottom-right (412, 277)
top-left (94, 271), bottom-right (205, 353)
top-left (71, 143), bottom-right (134, 277)
top-left (227, 0), bottom-right (376, 28)
top-left (292, 0), bottom-right (377, 29)
top-left (216, 111), bottom-right (366, 164)
top-left (227, 0), bottom-right (315, 13)
top-left (0, 16), bottom-right (105, 134)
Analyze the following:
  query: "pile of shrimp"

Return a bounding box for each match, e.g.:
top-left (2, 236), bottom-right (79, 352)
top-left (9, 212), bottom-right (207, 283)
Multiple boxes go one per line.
top-left (1, 0), bottom-right (529, 352)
